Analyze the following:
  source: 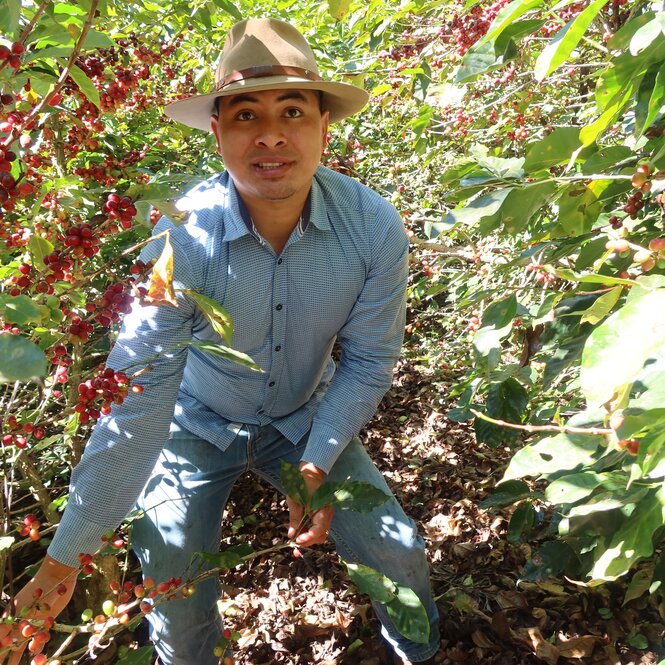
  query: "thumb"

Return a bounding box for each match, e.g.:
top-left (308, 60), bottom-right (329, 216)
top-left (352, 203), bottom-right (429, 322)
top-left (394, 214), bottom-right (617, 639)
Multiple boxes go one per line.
top-left (286, 496), bottom-right (304, 540)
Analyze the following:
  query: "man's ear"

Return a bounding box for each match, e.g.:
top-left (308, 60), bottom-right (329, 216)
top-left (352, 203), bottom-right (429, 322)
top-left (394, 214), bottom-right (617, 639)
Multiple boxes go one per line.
top-left (320, 110), bottom-right (330, 152)
top-left (210, 115), bottom-right (222, 156)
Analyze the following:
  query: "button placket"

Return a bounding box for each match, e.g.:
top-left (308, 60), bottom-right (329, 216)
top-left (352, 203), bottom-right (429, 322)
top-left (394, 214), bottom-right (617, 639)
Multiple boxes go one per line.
top-left (265, 253), bottom-right (287, 409)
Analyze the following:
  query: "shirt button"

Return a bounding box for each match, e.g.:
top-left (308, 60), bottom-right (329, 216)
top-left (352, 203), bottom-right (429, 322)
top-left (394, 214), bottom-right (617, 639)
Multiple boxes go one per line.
top-left (275, 345), bottom-right (281, 352)
top-left (275, 304), bottom-right (283, 311)
top-left (268, 381), bottom-right (275, 387)
top-left (277, 258), bottom-right (283, 265)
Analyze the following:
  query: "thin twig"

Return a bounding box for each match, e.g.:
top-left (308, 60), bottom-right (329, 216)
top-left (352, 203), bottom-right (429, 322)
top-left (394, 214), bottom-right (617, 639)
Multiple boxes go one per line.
top-left (0, 0), bottom-right (52, 74)
top-left (470, 409), bottom-right (612, 436)
top-left (2, 0), bottom-right (100, 151)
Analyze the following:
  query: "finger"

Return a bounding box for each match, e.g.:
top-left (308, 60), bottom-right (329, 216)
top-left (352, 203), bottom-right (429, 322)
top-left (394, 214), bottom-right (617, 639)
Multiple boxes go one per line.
top-left (286, 496), bottom-right (304, 540)
top-left (8, 645), bottom-right (25, 665)
top-left (295, 506), bottom-right (334, 547)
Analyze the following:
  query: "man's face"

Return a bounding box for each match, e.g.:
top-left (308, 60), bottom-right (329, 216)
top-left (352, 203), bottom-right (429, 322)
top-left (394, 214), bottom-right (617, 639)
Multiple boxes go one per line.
top-left (210, 88), bottom-right (329, 211)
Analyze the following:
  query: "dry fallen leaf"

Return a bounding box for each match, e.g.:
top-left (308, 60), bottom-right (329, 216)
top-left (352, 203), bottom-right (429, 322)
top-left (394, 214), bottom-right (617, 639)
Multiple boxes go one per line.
top-left (146, 232), bottom-right (177, 307)
top-left (556, 634), bottom-right (598, 659)
top-left (516, 626), bottom-right (560, 665)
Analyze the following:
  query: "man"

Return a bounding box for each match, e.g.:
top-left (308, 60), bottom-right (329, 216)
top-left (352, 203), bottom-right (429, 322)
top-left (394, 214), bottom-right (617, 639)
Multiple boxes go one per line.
top-left (1, 18), bottom-right (440, 665)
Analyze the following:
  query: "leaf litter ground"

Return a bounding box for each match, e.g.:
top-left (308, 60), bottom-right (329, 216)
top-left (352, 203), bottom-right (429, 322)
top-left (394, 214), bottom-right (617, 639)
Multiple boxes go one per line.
top-left (200, 359), bottom-right (664, 665)
top-left (49, 359), bottom-right (664, 665)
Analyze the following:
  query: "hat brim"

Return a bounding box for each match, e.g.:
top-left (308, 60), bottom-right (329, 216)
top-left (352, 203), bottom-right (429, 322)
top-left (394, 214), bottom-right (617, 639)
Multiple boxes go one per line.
top-left (164, 76), bottom-right (370, 131)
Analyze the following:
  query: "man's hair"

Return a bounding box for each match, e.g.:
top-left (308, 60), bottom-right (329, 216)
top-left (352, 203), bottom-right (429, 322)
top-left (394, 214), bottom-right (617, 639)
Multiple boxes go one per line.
top-left (213, 90), bottom-right (325, 116)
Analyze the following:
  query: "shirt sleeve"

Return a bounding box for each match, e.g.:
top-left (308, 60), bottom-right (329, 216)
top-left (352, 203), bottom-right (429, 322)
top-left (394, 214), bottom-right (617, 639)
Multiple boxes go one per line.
top-left (47, 219), bottom-right (200, 567)
top-left (301, 202), bottom-right (409, 473)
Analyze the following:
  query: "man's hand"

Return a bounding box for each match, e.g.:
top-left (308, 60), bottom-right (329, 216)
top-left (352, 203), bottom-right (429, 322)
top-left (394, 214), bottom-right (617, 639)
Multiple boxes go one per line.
top-left (0, 555), bottom-right (78, 664)
top-left (286, 462), bottom-right (334, 548)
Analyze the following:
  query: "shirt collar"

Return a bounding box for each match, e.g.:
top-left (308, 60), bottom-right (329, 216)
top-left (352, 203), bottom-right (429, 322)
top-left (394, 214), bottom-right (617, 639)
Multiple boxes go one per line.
top-left (219, 170), bottom-right (331, 242)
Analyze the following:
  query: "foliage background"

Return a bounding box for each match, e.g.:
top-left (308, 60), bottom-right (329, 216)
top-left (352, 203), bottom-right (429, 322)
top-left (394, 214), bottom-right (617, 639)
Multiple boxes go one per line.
top-left (1, 0), bottom-right (665, 662)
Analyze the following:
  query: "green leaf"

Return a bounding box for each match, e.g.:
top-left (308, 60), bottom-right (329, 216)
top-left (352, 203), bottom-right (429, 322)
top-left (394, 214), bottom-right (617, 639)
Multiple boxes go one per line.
top-left (0, 295), bottom-right (43, 326)
top-left (473, 294), bottom-right (517, 357)
top-left (25, 30), bottom-right (115, 62)
top-left (116, 646), bottom-right (154, 665)
top-left (0, 335), bottom-right (48, 383)
top-left (553, 268), bottom-right (636, 288)
top-left (54, 3), bottom-right (88, 15)
top-left (457, 17), bottom-right (545, 81)
top-left (557, 184), bottom-right (601, 236)
top-left (183, 291), bottom-right (234, 345)
top-left (480, 479), bottom-right (532, 508)
top-left (28, 28), bottom-right (114, 49)
top-left (579, 287), bottom-right (622, 325)
top-left (475, 378), bottom-right (528, 446)
top-left (469, 145), bottom-right (524, 179)
top-left (455, 40), bottom-right (516, 83)
top-left (590, 486), bottom-right (665, 581)
top-left (507, 501), bottom-right (534, 544)
top-left (580, 85), bottom-right (633, 147)
top-left (545, 471), bottom-right (604, 505)
top-left (386, 584), bottom-right (430, 644)
top-left (495, 181), bottom-right (558, 235)
top-left (581, 146), bottom-right (632, 175)
top-left (623, 567), bottom-right (653, 605)
top-left (649, 551), bottom-right (665, 594)
top-left (211, 0), bottom-right (243, 20)
top-left (476, 0), bottom-right (543, 48)
top-left (487, 377), bottom-right (528, 426)
top-left (0, 0), bottom-right (21, 35)
top-left (627, 630), bottom-right (648, 650)
top-left (328, 0), bottom-right (351, 20)
top-left (502, 433), bottom-right (603, 480)
top-left (635, 62), bottom-right (665, 139)
top-left (28, 236), bottom-right (55, 271)
top-left (607, 11), bottom-right (656, 51)
top-left (524, 127), bottom-right (585, 171)
top-left (629, 14), bottom-right (665, 55)
top-left (443, 189), bottom-right (512, 227)
top-left (345, 562), bottom-right (396, 603)
top-left (198, 543), bottom-right (254, 569)
top-left (523, 541), bottom-right (579, 580)
top-left (184, 339), bottom-right (261, 372)
top-left (568, 487), bottom-right (649, 518)
top-left (310, 481), bottom-right (390, 513)
top-left (67, 63), bottom-right (101, 109)
top-left (280, 460), bottom-right (308, 506)
top-left (581, 288), bottom-right (665, 408)
top-left (534, 0), bottom-right (610, 81)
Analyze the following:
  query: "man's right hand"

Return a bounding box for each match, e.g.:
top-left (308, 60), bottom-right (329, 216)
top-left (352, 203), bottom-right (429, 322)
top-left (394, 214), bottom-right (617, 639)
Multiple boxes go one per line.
top-left (0, 555), bottom-right (78, 664)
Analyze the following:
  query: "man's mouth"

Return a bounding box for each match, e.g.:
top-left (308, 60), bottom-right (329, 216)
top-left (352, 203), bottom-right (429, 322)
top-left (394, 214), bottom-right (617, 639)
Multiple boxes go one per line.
top-left (255, 161), bottom-right (288, 170)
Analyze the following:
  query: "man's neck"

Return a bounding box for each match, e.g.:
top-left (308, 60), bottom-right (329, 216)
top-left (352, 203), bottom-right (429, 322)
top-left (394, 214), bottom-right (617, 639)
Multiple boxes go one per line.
top-left (240, 192), bottom-right (310, 254)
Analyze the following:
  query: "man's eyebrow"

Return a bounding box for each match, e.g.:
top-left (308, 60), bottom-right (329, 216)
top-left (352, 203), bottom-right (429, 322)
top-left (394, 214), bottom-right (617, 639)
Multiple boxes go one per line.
top-left (225, 90), bottom-right (311, 108)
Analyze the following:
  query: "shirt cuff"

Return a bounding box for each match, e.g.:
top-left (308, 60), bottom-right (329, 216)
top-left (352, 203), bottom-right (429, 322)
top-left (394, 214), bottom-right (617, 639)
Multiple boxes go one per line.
top-left (301, 423), bottom-right (350, 474)
top-left (46, 505), bottom-right (110, 568)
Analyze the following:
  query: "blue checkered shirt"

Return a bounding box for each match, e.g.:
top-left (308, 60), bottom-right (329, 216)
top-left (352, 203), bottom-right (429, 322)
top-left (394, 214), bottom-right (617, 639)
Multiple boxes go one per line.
top-left (48, 166), bottom-right (409, 566)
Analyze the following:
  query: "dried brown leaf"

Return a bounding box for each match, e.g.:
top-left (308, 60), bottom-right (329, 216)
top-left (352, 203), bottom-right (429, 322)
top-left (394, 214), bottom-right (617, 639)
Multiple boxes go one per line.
top-left (556, 634), bottom-right (598, 659)
top-left (515, 626), bottom-right (560, 665)
top-left (490, 611), bottom-right (516, 641)
top-left (146, 232), bottom-right (177, 307)
top-left (470, 628), bottom-right (498, 649)
top-left (496, 590), bottom-right (530, 611)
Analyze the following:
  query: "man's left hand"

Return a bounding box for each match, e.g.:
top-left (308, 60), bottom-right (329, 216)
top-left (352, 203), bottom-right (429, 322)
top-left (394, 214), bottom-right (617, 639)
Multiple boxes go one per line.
top-left (286, 462), bottom-right (334, 547)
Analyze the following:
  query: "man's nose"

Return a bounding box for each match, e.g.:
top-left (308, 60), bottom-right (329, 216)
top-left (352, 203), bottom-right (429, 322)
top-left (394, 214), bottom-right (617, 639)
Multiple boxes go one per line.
top-left (254, 117), bottom-right (287, 149)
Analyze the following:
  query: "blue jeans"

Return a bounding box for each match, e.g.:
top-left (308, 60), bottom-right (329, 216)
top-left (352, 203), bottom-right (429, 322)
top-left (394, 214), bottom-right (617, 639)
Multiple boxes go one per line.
top-left (132, 423), bottom-right (440, 664)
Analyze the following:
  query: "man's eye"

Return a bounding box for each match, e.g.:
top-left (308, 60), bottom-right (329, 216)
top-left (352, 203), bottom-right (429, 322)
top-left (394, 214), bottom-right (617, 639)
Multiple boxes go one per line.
top-left (236, 110), bottom-right (254, 121)
top-left (284, 108), bottom-right (303, 118)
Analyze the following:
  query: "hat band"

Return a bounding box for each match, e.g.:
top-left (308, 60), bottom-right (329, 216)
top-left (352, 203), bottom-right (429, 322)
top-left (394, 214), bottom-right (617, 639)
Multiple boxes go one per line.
top-left (216, 65), bottom-right (322, 90)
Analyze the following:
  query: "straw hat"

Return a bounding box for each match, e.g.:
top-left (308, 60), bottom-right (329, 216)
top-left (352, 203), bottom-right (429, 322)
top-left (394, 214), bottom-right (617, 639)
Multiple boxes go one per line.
top-left (164, 18), bottom-right (369, 131)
